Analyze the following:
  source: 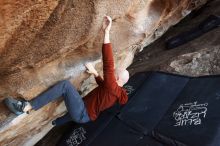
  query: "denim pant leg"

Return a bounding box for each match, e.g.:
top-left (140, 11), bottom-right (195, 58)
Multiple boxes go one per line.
top-left (30, 80), bottom-right (90, 124)
top-left (52, 111), bottom-right (90, 126)
top-left (53, 112), bottom-right (72, 126)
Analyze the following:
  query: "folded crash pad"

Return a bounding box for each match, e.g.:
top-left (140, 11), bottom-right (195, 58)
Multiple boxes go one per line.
top-left (57, 72), bottom-right (220, 146)
top-left (166, 15), bottom-right (220, 49)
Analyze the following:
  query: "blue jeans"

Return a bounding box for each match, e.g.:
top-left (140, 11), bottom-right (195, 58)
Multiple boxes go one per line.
top-left (30, 80), bottom-right (90, 126)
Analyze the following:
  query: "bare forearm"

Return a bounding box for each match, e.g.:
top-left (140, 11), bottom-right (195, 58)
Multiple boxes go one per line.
top-left (104, 31), bottom-right (110, 44)
top-left (103, 16), bottom-right (111, 44)
top-left (93, 71), bottom-right (99, 77)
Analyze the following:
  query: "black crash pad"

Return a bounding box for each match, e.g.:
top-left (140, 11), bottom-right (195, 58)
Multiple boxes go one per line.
top-left (152, 76), bottom-right (220, 146)
top-left (57, 72), bottom-right (150, 146)
top-left (57, 72), bottom-right (220, 146)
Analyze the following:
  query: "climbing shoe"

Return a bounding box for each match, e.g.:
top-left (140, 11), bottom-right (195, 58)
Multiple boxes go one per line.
top-left (4, 97), bottom-right (28, 115)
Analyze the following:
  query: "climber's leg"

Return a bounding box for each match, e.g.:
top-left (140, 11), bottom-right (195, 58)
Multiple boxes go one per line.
top-left (30, 80), bottom-right (90, 123)
top-left (30, 80), bottom-right (74, 110)
top-left (4, 80), bottom-right (90, 124)
top-left (52, 112), bottom-right (72, 126)
top-left (4, 80), bottom-right (73, 115)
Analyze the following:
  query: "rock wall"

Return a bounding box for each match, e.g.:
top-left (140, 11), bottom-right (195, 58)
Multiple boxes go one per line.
top-left (129, 0), bottom-right (220, 77)
top-left (0, 0), bottom-right (208, 145)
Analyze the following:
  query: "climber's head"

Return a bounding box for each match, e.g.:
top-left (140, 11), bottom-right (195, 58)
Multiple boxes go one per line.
top-left (115, 69), bottom-right (129, 87)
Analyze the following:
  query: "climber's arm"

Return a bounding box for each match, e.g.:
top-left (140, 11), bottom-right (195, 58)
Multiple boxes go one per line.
top-left (104, 28), bottom-right (110, 44)
top-left (102, 16), bottom-right (117, 87)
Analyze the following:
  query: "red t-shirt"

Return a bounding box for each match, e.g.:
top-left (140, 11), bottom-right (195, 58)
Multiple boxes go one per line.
top-left (83, 43), bottom-right (128, 121)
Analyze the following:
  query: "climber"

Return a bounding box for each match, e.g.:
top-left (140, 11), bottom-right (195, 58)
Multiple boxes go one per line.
top-left (4, 16), bottom-right (129, 126)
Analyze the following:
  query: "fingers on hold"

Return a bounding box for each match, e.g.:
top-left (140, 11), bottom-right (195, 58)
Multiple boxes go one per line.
top-left (106, 16), bottom-right (112, 21)
top-left (85, 63), bottom-right (89, 67)
top-left (104, 15), bottom-right (112, 21)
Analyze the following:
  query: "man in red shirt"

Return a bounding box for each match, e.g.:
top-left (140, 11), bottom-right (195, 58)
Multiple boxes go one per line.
top-left (4, 16), bottom-right (129, 126)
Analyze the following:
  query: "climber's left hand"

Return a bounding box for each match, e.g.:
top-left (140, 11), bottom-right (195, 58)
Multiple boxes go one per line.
top-left (85, 62), bottom-right (99, 77)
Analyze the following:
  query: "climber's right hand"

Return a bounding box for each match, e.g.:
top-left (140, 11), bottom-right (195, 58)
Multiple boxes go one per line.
top-left (102, 15), bottom-right (112, 32)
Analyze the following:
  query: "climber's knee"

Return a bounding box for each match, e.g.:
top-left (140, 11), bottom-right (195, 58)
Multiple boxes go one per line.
top-left (60, 80), bottom-right (71, 87)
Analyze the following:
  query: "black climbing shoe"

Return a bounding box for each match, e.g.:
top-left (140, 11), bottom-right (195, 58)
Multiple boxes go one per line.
top-left (4, 97), bottom-right (28, 115)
